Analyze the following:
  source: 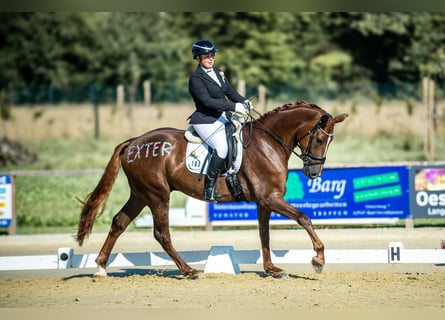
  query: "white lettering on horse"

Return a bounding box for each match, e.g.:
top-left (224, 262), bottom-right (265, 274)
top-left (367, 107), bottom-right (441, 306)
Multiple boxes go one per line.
top-left (307, 178), bottom-right (346, 199)
top-left (127, 141), bottom-right (173, 163)
top-left (161, 141), bottom-right (173, 155)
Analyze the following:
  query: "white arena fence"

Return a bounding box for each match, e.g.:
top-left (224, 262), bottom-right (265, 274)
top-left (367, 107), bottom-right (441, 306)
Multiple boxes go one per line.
top-left (1, 243), bottom-right (444, 273)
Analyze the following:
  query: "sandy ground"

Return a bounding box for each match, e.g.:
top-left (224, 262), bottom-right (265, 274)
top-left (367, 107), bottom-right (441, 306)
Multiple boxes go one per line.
top-left (0, 228), bottom-right (444, 310)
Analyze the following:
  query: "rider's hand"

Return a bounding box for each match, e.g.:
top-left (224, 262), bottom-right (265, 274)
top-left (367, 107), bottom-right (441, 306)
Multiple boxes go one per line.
top-left (235, 102), bottom-right (248, 115)
top-left (243, 100), bottom-right (253, 110)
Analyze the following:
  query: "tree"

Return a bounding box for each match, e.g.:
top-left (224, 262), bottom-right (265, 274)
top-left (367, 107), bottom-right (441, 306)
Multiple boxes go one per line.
top-left (173, 13), bottom-right (308, 87)
top-left (323, 12), bottom-right (445, 84)
top-left (0, 13), bottom-right (99, 88)
top-left (91, 13), bottom-right (189, 101)
top-left (1, 12), bottom-right (444, 104)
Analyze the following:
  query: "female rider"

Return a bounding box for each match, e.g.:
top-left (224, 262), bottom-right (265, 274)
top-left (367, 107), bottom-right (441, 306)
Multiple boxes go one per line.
top-left (188, 39), bottom-right (252, 201)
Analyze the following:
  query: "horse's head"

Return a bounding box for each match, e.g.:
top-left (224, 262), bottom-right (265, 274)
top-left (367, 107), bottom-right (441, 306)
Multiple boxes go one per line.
top-left (296, 110), bottom-right (348, 179)
top-left (253, 101), bottom-right (348, 179)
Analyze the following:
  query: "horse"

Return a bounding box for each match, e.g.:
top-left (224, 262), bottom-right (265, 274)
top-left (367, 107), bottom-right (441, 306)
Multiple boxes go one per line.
top-left (76, 100), bottom-right (348, 279)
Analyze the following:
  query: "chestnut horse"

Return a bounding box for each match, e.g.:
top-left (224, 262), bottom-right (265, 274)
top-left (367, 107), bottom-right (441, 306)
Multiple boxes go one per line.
top-left (76, 100), bottom-right (348, 278)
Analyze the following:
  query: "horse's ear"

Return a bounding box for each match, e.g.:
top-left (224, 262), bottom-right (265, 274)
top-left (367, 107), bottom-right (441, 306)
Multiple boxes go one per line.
top-left (333, 113), bottom-right (348, 124)
top-left (319, 114), bottom-right (331, 128)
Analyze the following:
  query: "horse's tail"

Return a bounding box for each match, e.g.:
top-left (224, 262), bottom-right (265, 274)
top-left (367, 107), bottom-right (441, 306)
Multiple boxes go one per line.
top-left (75, 139), bottom-right (132, 246)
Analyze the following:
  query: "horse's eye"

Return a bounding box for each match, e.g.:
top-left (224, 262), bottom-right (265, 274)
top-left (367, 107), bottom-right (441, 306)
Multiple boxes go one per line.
top-left (316, 137), bottom-right (323, 145)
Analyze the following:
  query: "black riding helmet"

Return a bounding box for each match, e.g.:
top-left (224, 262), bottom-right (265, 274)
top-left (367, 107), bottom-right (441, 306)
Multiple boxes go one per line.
top-left (192, 40), bottom-right (220, 59)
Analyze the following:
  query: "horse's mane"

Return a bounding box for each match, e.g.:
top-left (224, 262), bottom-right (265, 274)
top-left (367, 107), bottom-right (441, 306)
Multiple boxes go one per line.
top-left (257, 100), bottom-right (322, 121)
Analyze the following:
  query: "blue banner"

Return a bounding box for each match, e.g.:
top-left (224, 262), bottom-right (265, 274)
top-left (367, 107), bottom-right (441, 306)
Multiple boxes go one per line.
top-left (0, 175), bottom-right (13, 227)
top-left (209, 166), bottom-right (410, 222)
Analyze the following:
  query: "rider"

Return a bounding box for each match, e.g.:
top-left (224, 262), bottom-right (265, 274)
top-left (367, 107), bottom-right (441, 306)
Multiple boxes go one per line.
top-left (188, 39), bottom-right (252, 201)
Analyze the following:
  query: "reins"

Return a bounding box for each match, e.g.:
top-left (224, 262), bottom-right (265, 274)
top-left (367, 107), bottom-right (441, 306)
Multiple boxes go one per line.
top-left (242, 107), bottom-right (333, 164)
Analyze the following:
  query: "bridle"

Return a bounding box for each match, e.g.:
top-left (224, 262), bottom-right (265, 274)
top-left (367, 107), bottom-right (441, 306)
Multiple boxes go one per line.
top-left (294, 115), bottom-right (334, 165)
top-left (242, 110), bottom-right (334, 165)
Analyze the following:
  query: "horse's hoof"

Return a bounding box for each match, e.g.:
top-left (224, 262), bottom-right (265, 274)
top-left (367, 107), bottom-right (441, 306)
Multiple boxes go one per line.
top-left (93, 267), bottom-right (107, 278)
top-left (311, 257), bottom-right (324, 274)
top-left (272, 271), bottom-right (288, 279)
top-left (265, 268), bottom-right (288, 279)
top-left (186, 269), bottom-right (202, 280)
top-left (190, 273), bottom-right (202, 280)
top-left (93, 272), bottom-right (107, 279)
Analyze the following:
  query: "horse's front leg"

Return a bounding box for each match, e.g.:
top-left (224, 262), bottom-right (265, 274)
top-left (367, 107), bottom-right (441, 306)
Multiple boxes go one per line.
top-left (257, 206), bottom-right (287, 278)
top-left (151, 207), bottom-right (201, 279)
top-left (266, 192), bottom-right (325, 273)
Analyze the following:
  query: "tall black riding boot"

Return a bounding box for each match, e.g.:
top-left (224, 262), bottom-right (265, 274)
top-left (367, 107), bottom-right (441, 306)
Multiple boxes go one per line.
top-left (203, 153), bottom-right (226, 201)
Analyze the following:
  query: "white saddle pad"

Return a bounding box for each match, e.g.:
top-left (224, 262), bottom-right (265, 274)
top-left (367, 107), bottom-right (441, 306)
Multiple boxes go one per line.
top-left (185, 138), bottom-right (243, 175)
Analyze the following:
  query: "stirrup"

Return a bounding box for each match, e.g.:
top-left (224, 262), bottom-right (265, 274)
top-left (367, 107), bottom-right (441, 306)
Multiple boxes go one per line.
top-left (203, 188), bottom-right (222, 201)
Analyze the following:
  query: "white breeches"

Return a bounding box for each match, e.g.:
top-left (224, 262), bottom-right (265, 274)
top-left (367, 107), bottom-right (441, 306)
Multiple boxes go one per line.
top-left (193, 114), bottom-right (229, 158)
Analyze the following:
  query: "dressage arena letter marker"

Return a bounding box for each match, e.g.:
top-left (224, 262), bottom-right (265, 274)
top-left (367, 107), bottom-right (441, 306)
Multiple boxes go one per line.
top-left (388, 242), bottom-right (404, 263)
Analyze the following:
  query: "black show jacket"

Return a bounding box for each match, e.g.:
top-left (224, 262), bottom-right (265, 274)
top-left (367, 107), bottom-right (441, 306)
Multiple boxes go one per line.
top-left (188, 66), bottom-right (245, 124)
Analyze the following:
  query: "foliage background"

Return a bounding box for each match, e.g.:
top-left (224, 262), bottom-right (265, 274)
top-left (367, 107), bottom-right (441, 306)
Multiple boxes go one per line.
top-left (1, 12), bottom-right (445, 104)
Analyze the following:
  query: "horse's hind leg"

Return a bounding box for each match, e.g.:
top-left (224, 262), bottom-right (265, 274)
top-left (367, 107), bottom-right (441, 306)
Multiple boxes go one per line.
top-left (257, 206), bottom-right (287, 278)
top-left (94, 194), bottom-right (145, 278)
top-left (150, 203), bottom-right (201, 279)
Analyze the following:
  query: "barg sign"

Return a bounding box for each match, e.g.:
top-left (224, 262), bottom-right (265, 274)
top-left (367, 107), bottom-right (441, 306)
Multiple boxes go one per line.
top-left (410, 166), bottom-right (445, 218)
top-left (209, 166), bottom-right (410, 223)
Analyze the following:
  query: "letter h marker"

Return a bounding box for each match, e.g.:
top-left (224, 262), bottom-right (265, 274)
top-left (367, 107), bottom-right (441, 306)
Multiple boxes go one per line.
top-left (388, 242), bottom-right (404, 263)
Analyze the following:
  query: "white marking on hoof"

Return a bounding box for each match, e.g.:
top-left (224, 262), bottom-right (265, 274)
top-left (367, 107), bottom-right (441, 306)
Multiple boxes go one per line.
top-left (93, 266), bottom-right (107, 278)
top-left (311, 257), bottom-right (324, 274)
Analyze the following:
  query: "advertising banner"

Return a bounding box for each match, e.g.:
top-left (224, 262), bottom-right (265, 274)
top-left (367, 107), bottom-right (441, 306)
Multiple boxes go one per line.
top-left (209, 166), bottom-right (410, 223)
top-left (0, 175), bottom-right (13, 227)
top-left (410, 166), bottom-right (445, 218)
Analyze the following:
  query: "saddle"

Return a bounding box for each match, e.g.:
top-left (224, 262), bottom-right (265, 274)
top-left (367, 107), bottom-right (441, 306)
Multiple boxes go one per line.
top-left (184, 114), bottom-right (246, 201)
